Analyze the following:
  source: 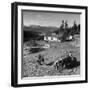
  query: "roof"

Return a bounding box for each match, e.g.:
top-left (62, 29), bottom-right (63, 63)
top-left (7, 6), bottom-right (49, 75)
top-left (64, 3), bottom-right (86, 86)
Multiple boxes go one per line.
top-left (45, 33), bottom-right (58, 37)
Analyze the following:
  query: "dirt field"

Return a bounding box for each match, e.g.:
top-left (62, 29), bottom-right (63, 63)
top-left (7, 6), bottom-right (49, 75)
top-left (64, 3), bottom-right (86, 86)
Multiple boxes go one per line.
top-left (22, 35), bottom-right (80, 78)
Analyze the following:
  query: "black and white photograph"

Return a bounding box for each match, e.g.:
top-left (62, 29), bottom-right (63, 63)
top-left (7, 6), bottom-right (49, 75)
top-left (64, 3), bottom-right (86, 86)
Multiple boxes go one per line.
top-left (22, 11), bottom-right (80, 78)
top-left (11, 2), bottom-right (88, 87)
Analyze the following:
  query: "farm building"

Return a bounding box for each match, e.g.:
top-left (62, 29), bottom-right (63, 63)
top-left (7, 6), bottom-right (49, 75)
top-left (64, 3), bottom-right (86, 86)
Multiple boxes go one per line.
top-left (66, 35), bottom-right (74, 40)
top-left (61, 34), bottom-right (74, 42)
top-left (44, 33), bottom-right (61, 42)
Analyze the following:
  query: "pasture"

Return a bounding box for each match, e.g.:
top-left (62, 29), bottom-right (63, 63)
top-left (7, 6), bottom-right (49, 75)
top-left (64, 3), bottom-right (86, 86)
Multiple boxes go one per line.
top-left (22, 35), bottom-right (80, 78)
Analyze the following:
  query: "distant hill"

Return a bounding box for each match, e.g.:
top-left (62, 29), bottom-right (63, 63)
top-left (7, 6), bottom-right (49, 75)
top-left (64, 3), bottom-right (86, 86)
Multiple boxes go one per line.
top-left (23, 25), bottom-right (59, 34)
top-left (23, 25), bottom-right (59, 42)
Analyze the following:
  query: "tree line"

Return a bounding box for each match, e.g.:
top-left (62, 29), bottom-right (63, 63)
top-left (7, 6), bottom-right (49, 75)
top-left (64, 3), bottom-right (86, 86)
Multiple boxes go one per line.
top-left (59, 20), bottom-right (80, 35)
top-left (57, 20), bottom-right (80, 41)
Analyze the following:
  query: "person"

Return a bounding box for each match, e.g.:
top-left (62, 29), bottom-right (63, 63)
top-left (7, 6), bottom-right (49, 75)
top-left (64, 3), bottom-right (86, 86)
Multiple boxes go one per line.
top-left (37, 54), bottom-right (45, 65)
top-left (63, 51), bottom-right (79, 69)
top-left (62, 51), bottom-right (73, 69)
top-left (53, 58), bottom-right (63, 71)
top-left (67, 52), bottom-right (79, 72)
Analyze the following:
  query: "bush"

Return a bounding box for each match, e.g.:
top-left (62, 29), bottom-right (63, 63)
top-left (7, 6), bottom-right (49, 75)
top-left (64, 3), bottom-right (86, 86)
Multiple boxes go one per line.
top-left (29, 48), bottom-right (45, 54)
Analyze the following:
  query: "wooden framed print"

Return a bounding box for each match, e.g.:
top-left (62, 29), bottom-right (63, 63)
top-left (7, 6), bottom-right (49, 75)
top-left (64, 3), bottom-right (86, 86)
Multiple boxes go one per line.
top-left (11, 2), bottom-right (88, 87)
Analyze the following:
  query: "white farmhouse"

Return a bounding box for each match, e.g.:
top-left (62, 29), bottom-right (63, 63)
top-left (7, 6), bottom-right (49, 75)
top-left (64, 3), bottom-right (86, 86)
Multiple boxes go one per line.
top-left (66, 35), bottom-right (74, 40)
top-left (44, 33), bottom-right (61, 42)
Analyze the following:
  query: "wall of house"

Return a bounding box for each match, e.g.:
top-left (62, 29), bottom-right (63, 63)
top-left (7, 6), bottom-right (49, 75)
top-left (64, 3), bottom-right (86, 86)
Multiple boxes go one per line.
top-left (44, 36), bottom-right (58, 41)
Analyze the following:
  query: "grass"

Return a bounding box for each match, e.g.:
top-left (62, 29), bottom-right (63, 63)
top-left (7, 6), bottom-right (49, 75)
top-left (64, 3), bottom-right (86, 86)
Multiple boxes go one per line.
top-left (22, 35), bottom-right (80, 78)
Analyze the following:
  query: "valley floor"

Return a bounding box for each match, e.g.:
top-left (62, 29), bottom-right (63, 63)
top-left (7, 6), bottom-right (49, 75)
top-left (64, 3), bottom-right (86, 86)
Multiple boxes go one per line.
top-left (22, 35), bottom-right (80, 78)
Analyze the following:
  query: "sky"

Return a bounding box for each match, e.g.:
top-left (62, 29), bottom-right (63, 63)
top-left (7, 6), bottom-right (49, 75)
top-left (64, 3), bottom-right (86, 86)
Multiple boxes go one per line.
top-left (23, 10), bottom-right (80, 27)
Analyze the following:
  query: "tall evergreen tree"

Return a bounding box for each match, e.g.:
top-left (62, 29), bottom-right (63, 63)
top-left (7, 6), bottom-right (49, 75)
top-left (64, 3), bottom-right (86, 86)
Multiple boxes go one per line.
top-left (72, 21), bottom-right (78, 34)
top-left (77, 24), bottom-right (80, 34)
top-left (60, 20), bottom-right (64, 33)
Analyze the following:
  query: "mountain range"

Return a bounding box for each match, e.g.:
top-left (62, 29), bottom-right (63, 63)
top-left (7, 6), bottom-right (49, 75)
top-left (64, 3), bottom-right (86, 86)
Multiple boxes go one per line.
top-left (23, 25), bottom-right (59, 34)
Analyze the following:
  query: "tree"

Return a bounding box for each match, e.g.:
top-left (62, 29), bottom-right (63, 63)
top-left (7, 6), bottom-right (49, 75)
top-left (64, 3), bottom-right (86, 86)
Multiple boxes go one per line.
top-left (69, 21), bottom-right (77, 35)
top-left (65, 21), bottom-right (68, 29)
top-left (72, 21), bottom-right (78, 34)
top-left (77, 24), bottom-right (80, 34)
top-left (61, 21), bottom-right (70, 41)
top-left (59, 20), bottom-right (64, 33)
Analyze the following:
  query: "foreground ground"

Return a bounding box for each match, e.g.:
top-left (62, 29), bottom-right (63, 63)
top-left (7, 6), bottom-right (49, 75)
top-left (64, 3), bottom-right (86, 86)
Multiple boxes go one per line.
top-left (22, 35), bottom-right (80, 78)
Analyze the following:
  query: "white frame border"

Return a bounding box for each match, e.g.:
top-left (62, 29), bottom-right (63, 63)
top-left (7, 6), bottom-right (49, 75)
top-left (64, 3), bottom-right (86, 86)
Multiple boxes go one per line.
top-left (17, 5), bottom-right (86, 84)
